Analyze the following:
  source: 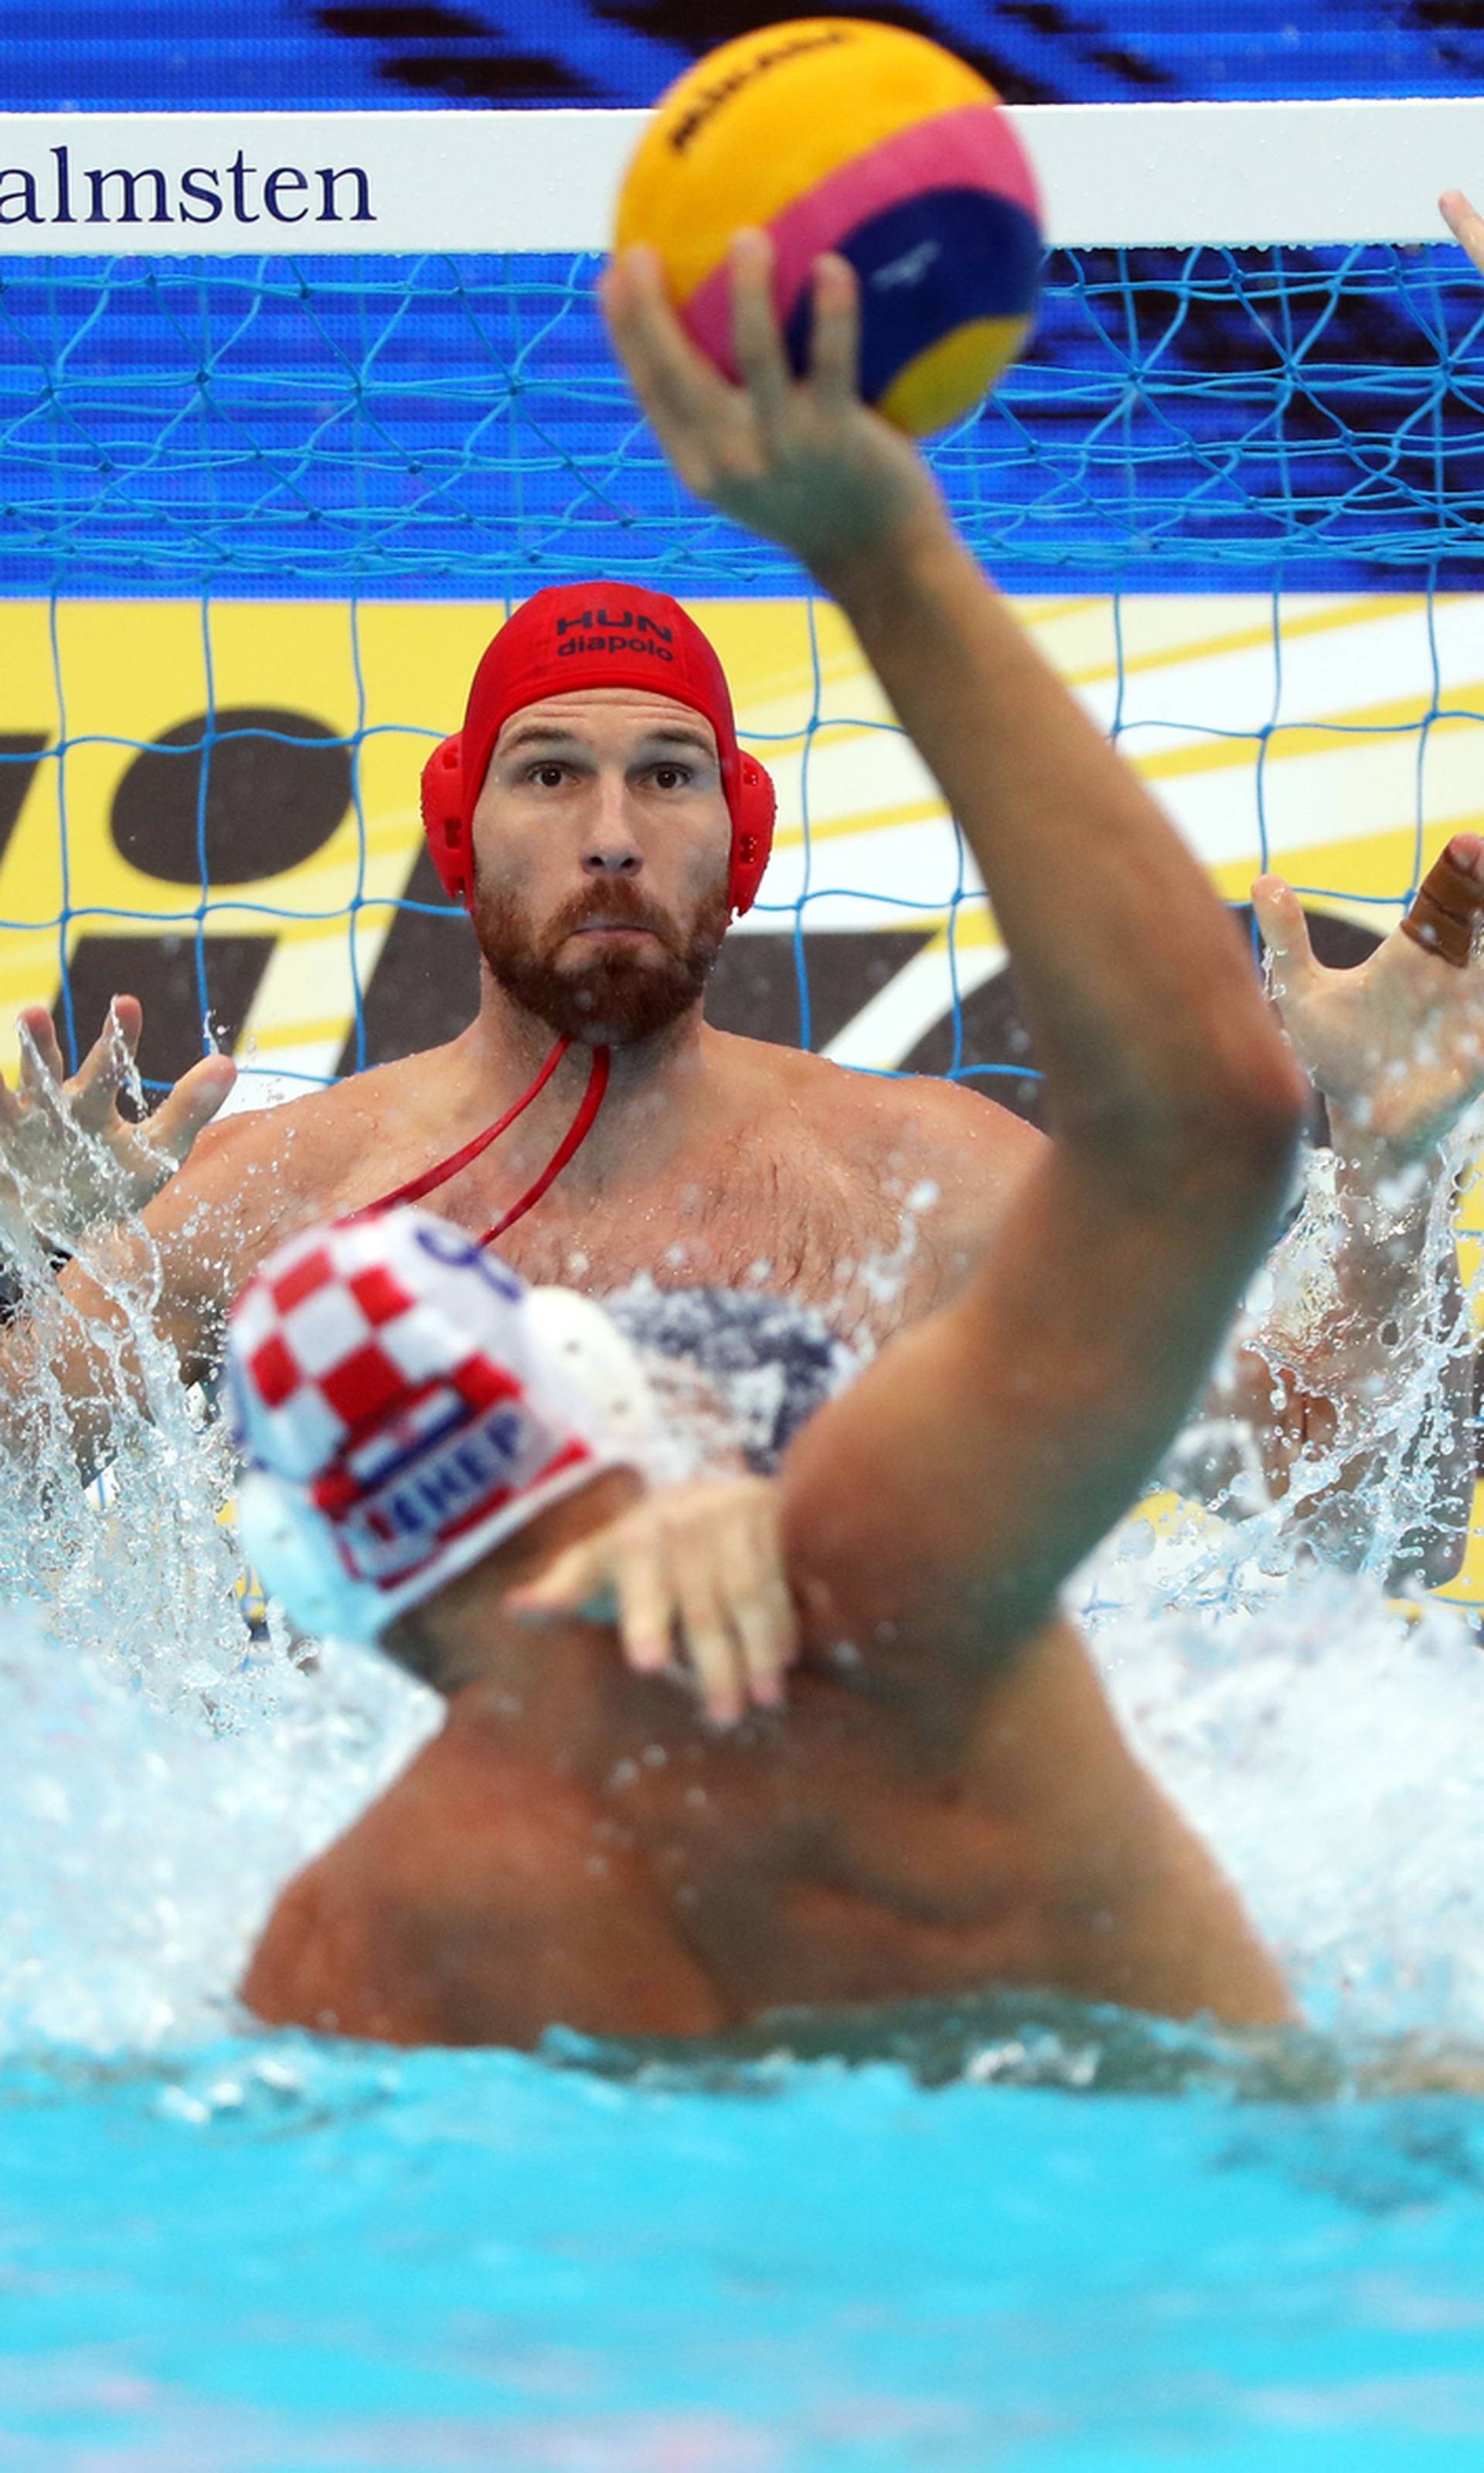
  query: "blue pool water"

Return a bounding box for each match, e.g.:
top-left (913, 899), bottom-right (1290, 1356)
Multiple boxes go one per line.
top-left (7, 1259), bottom-right (1484, 2468)
top-left (9, 2031), bottom-right (1484, 2471)
top-left (8, 1548), bottom-right (1484, 2471)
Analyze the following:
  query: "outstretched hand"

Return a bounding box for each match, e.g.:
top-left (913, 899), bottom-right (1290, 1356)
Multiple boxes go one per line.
top-left (1252, 836), bottom-right (1484, 1169)
top-left (507, 1473), bottom-right (798, 1727)
top-left (0, 996), bottom-right (236, 1255)
top-left (1287, 195), bottom-right (1484, 1166)
top-left (1441, 189), bottom-right (1484, 276)
top-left (601, 233), bottom-right (940, 581)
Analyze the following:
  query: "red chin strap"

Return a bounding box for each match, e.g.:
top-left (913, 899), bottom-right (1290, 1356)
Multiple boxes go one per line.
top-left (365, 1037), bottom-right (611, 1247)
top-left (418, 581), bottom-right (777, 918)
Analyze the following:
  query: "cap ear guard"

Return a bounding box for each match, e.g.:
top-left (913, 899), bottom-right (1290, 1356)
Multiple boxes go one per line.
top-left (237, 1467), bottom-right (387, 1644)
top-left (420, 734), bottom-right (471, 908)
top-left (727, 752), bottom-right (776, 918)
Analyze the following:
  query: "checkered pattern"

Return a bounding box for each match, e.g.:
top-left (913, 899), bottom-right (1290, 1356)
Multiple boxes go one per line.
top-left (229, 1210), bottom-right (577, 1502)
top-left (227, 1204), bottom-right (656, 1637)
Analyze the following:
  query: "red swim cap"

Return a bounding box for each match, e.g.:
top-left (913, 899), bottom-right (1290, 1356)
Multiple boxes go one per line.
top-left (420, 582), bottom-right (776, 918)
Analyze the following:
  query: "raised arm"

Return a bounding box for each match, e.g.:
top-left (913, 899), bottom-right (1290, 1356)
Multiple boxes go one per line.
top-left (604, 237), bottom-right (1305, 1658)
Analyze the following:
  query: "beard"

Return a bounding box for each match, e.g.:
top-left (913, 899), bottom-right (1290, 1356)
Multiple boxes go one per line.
top-left (472, 873), bottom-right (730, 1047)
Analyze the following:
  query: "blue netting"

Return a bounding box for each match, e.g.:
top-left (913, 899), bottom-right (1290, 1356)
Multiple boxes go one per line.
top-left (0, 244), bottom-right (1481, 599)
top-left (2, 239), bottom-right (1478, 1095)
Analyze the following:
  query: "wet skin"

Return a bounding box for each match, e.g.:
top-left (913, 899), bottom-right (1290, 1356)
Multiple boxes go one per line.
top-left (243, 1485), bottom-right (1292, 2049)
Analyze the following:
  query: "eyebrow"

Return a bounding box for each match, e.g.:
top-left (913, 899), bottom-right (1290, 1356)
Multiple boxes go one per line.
top-left (499, 722), bottom-right (717, 760)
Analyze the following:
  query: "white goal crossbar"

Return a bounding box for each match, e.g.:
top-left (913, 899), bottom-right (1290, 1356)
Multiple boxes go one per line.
top-left (0, 98), bottom-right (1477, 256)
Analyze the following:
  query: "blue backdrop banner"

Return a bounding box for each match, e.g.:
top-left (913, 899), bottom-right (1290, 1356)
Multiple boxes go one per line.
top-left (10, 0), bottom-right (1484, 114)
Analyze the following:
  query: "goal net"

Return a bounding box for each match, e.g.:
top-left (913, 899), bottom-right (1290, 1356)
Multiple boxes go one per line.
top-left (2, 99), bottom-right (1484, 1367)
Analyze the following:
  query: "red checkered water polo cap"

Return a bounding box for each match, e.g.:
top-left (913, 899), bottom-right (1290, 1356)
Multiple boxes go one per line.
top-left (226, 1206), bottom-right (659, 1641)
top-left (420, 581), bottom-right (776, 917)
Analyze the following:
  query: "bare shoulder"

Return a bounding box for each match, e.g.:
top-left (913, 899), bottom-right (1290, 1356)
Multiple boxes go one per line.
top-left (140, 1048), bottom-right (443, 1319)
top-left (155, 1048), bottom-right (435, 1227)
top-left (728, 1034), bottom-right (1044, 1192)
top-left (857, 1064), bottom-right (1044, 1173)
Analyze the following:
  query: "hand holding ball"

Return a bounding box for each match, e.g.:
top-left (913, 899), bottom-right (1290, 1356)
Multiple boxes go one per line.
top-left (614, 17), bottom-right (1043, 437)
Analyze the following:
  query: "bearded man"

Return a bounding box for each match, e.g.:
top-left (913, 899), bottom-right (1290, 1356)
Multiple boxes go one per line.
top-left (2, 557), bottom-right (1482, 1563)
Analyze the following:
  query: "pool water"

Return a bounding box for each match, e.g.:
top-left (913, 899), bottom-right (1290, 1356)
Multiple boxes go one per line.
top-left (10, 2030), bottom-right (1484, 2471)
top-left (6, 1557), bottom-right (1484, 2473)
top-left (7, 1240), bottom-right (1484, 2468)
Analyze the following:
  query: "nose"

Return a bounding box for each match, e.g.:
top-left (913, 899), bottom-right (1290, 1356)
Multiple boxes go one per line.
top-left (581, 843), bottom-right (642, 876)
top-left (580, 774), bottom-right (644, 877)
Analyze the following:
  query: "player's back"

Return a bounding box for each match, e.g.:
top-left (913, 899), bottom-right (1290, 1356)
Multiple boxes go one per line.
top-left (242, 1610), bottom-right (1288, 2047)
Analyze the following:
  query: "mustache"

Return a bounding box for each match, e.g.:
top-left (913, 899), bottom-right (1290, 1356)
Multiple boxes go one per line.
top-left (545, 881), bottom-right (677, 952)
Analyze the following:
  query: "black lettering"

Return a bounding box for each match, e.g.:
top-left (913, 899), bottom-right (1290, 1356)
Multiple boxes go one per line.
top-left (317, 164), bottom-right (373, 223)
top-left (554, 631), bottom-right (674, 659)
top-left (226, 149), bottom-right (258, 222)
top-left (669, 27), bottom-right (849, 152)
top-left (49, 145), bottom-right (73, 223)
top-left (179, 167), bottom-right (224, 224)
top-left (264, 165), bottom-right (309, 223)
top-left (0, 169), bottom-right (40, 227)
top-left (85, 165), bottom-right (170, 225)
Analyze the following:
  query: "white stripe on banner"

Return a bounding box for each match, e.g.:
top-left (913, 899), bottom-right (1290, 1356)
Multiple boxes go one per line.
top-left (0, 98), bottom-right (1481, 255)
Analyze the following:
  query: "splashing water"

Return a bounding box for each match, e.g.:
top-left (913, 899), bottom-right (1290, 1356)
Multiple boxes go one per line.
top-left (1, 1116), bottom-right (1482, 2069)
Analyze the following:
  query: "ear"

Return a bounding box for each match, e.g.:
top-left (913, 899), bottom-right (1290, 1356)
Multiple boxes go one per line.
top-left (420, 734), bottom-right (473, 908)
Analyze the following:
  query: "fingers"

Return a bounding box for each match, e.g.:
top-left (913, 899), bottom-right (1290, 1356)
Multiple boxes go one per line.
top-left (1442, 189), bottom-right (1484, 279)
top-left (673, 1548), bottom-right (746, 1727)
top-left (807, 252), bottom-right (861, 410)
top-left (717, 1492), bottom-right (798, 1712)
top-left (512, 1521), bottom-right (748, 1722)
top-left (144, 1050), bottom-right (237, 1167)
top-left (507, 1537), bottom-right (615, 1627)
top-left (1251, 875), bottom-right (1317, 998)
top-left (16, 1003), bottom-right (67, 1099)
top-left (1401, 833), bottom-right (1484, 969)
top-left (601, 244), bottom-right (730, 448)
top-left (509, 1480), bottom-right (790, 1728)
top-left (728, 229), bottom-right (791, 424)
top-left (68, 1000), bottom-right (143, 1133)
top-left (608, 1528), bottom-right (676, 1676)
top-left (607, 235), bottom-right (861, 462)
top-left (512, 1507), bottom-right (747, 1722)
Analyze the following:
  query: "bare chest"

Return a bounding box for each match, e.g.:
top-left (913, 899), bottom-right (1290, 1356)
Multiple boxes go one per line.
top-left (426, 1134), bottom-right (946, 1347)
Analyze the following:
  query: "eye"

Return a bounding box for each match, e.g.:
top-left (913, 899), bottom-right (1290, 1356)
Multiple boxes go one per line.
top-left (650, 763), bottom-right (693, 791)
top-left (526, 762), bottom-right (570, 789)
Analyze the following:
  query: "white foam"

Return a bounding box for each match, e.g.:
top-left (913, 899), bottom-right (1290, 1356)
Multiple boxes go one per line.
top-left (2, 1156), bottom-right (1482, 2058)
